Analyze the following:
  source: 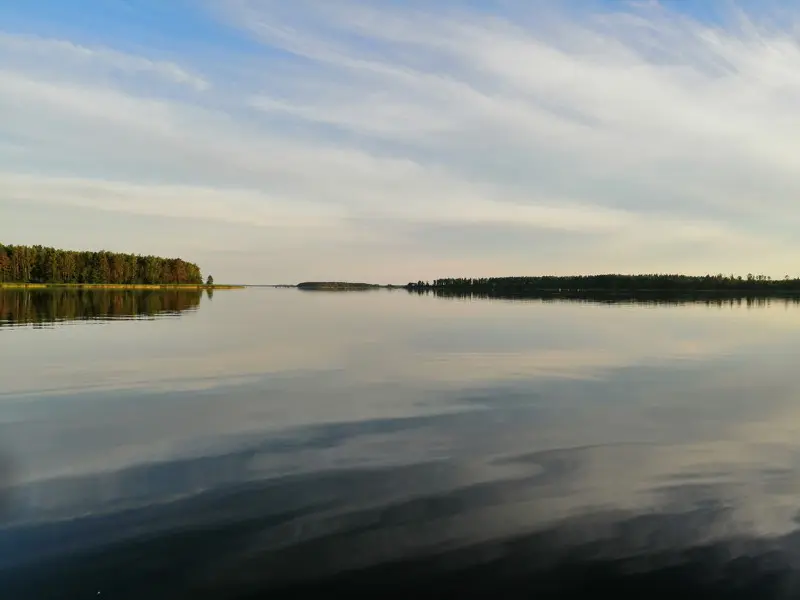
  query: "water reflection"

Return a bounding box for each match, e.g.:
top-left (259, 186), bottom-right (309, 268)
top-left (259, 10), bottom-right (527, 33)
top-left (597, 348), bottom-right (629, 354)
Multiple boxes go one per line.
top-left (0, 288), bottom-right (202, 327)
top-left (3, 289), bottom-right (800, 597)
top-left (416, 287), bottom-right (800, 307)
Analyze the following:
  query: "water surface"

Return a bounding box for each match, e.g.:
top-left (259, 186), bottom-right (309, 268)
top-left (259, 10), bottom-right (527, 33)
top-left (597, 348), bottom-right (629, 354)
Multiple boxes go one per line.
top-left (3, 288), bottom-right (800, 598)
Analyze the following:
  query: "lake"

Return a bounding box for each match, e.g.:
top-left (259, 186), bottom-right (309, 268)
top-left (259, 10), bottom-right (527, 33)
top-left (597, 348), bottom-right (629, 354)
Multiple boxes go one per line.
top-left (3, 288), bottom-right (800, 598)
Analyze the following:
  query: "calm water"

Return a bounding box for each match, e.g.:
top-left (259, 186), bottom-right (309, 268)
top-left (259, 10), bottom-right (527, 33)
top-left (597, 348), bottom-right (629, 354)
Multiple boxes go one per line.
top-left (3, 289), bottom-right (800, 598)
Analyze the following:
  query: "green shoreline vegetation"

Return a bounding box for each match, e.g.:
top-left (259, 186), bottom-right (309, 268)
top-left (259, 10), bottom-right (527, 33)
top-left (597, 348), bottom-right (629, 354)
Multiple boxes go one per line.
top-left (0, 243), bottom-right (240, 288)
top-left (405, 274), bottom-right (800, 295)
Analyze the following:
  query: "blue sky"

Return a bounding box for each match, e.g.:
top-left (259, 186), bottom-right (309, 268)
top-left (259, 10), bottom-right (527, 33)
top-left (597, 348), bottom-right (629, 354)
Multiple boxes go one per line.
top-left (3, 1), bottom-right (800, 283)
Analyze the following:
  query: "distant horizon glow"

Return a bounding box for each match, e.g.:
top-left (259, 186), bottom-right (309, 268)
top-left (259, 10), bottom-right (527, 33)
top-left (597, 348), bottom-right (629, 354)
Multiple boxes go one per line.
top-left (3, 1), bottom-right (800, 284)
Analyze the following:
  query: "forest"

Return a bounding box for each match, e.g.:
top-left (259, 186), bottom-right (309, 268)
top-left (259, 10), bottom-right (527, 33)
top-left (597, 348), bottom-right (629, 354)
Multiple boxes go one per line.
top-left (406, 274), bottom-right (800, 295)
top-left (0, 244), bottom-right (203, 285)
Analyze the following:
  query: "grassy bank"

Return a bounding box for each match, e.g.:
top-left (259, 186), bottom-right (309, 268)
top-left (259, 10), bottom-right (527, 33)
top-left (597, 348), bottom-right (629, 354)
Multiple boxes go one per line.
top-left (0, 283), bottom-right (244, 290)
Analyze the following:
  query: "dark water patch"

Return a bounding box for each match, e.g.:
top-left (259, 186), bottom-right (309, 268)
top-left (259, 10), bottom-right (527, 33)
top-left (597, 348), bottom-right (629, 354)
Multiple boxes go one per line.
top-left (4, 488), bottom-right (800, 599)
top-left (3, 449), bottom-right (800, 598)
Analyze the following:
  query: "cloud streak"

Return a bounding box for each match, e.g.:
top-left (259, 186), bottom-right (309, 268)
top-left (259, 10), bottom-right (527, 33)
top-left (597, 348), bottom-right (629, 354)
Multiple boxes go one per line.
top-left (0, 32), bottom-right (209, 90)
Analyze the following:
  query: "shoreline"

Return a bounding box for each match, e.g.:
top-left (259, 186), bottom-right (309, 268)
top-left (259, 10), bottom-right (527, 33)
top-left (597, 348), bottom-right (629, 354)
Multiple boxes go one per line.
top-left (295, 282), bottom-right (405, 291)
top-left (9, 280), bottom-right (800, 296)
top-left (0, 283), bottom-right (244, 290)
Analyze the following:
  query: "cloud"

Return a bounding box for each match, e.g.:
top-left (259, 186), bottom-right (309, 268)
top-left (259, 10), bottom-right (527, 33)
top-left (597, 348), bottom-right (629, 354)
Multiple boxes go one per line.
top-left (0, 32), bottom-right (209, 90)
top-left (4, 1), bottom-right (800, 279)
top-left (222, 1), bottom-right (800, 209)
top-left (1, 172), bottom-right (345, 232)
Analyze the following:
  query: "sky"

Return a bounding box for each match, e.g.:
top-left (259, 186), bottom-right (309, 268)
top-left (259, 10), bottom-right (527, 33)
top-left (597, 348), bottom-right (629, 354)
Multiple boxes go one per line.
top-left (3, 0), bottom-right (800, 284)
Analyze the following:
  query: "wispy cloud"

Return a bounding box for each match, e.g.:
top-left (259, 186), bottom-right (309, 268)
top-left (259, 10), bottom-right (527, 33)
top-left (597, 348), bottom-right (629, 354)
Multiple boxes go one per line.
top-left (1, 172), bottom-right (343, 231)
top-left (0, 32), bottom-right (209, 90)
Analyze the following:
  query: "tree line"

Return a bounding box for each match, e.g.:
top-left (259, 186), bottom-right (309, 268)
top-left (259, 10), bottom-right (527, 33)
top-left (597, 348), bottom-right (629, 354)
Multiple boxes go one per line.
top-left (0, 244), bottom-right (203, 285)
top-left (406, 274), bottom-right (800, 294)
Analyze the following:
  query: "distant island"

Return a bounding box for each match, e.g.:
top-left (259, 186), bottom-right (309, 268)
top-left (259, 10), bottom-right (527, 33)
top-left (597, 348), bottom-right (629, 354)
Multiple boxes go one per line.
top-left (0, 243), bottom-right (237, 288)
top-left (296, 281), bottom-right (383, 291)
top-left (405, 275), bottom-right (800, 296)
